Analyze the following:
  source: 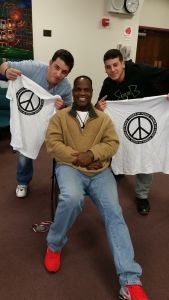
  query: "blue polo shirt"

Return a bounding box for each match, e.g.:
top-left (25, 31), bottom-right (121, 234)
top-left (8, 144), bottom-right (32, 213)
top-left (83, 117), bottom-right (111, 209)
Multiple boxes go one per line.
top-left (8, 60), bottom-right (72, 106)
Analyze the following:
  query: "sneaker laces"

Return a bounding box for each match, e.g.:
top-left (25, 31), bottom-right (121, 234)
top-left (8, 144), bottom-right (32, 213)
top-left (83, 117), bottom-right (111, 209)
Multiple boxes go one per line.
top-left (17, 185), bottom-right (27, 190)
top-left (32, 221), bottom-right (53, 233)
top-left (127, 285), bottom-right (149, 299)
top-left (47, 248), bottom-right (60, 258)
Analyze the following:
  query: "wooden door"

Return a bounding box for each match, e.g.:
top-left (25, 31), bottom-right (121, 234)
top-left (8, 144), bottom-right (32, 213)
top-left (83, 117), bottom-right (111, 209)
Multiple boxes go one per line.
top-left (136, 26), bottom-right (169, 68)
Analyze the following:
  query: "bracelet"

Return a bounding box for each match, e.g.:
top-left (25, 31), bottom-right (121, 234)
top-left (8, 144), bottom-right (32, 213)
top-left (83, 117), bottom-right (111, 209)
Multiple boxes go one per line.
top-left (4, 67), bottom-right (9, 77)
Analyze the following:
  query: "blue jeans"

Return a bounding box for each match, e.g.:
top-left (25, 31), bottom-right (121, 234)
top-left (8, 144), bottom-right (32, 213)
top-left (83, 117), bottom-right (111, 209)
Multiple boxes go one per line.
top-left (47, 165), bottom-right (142, 286)
top-left (16, 152), bottom-right (33, 185)
top-left (135, 174), bottom-right (153, 199)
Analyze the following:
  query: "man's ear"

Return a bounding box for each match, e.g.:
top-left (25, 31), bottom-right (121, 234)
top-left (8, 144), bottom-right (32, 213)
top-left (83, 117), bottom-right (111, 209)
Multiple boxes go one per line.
top-left (49, 59), bottom-right (52, 66)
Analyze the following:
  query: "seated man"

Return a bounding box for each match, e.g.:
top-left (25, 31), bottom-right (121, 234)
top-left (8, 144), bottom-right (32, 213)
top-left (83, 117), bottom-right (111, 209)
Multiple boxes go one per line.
top-left (44, 75), bottom-right (149, 300)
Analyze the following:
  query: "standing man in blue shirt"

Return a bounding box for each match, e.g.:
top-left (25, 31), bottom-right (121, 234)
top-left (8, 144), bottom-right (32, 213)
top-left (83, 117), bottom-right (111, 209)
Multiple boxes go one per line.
top-left (0, 49), bottom-right (74, 198)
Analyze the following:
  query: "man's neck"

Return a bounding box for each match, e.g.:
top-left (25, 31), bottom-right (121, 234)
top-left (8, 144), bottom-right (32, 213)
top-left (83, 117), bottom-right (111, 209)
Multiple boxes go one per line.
top-left (73, 103), bottom-right (92, 112)
top-left (48, 82), bottom-right (54, 90)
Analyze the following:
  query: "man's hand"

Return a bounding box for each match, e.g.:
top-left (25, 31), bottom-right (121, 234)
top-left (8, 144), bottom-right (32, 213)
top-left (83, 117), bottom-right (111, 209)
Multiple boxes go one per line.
top-left (5, 68), bottom-right (22, 80)
top-left (55, 98), bottom-right (65, 110)
top-left (86, 160), bottom-right (103, 170)
top-left (95, 95), bottom-right (107, 111)
top-left (166, 94), bottom-right (169, 100)
top-left (72, 151), bottom-right (94, 167)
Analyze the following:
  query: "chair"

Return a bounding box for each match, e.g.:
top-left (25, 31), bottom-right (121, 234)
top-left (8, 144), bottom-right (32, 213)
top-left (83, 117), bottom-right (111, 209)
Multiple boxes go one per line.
top-left (31, 159), bottom-right (59, 233)
top-left (0, 87), bottom-right (10, 129)
top-left (50, 158), bottom-right (59, 220)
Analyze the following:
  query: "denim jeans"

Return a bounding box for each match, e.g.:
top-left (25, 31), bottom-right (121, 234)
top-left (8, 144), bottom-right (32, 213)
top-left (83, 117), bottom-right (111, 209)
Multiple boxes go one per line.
top-left (47, 165), bottom-right (142, 286)
top-left (135, 174), bottom-right (153, 199)
top-left (16, 152), bottom-right (33, 185)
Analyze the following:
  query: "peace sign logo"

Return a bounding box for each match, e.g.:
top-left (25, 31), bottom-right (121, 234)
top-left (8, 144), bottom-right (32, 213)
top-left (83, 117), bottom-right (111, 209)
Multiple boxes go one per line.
top-left (123, 112), bottom-right (157, 144)
top-left (16, 88), bottom-right (44, 115)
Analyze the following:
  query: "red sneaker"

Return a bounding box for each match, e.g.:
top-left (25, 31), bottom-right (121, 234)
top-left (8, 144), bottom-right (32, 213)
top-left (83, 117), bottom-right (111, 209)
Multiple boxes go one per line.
top-left (119, 284), bottom-right (149, 300)
top-left (44, 247), bottom-right (61, 272)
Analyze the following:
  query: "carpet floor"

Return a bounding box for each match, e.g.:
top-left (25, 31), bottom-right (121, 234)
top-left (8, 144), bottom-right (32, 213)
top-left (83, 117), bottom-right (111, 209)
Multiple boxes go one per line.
top-left (0, 128), bottom-right (169, 300)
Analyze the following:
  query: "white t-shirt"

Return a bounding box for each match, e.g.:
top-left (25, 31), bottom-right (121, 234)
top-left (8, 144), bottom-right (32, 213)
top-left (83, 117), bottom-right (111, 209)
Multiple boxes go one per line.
top-left (105, 95), bottom-right (169, 174)
top-left (7, 75), bottom-right (60, 159)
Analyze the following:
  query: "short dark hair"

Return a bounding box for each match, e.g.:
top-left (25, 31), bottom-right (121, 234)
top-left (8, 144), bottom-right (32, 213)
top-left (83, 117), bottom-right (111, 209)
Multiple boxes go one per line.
top-left (52, 49), bottom-right (74, 72)
top-left (73, 75), bottom-right (93, 88)
top-left (103, 49), bottom-right (123, 62)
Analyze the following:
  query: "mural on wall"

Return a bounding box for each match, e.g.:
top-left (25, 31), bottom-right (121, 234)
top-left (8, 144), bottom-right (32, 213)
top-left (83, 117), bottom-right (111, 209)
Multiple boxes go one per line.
top-left (0, 0), bottom-right (33, 67)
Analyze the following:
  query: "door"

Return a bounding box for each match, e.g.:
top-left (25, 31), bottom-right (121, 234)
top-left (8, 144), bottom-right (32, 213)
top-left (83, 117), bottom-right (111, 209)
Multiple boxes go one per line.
top-left (136, 26), bottom-right (169, 68)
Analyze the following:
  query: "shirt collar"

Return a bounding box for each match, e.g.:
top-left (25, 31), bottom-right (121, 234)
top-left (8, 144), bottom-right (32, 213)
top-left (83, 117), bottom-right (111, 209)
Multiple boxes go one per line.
top-left (69, 103), bottom-right (98, 118)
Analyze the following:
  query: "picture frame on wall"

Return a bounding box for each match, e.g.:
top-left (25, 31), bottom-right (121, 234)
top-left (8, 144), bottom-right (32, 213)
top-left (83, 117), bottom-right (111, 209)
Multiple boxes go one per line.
top-left (0, 0), bottom-right (34, 77)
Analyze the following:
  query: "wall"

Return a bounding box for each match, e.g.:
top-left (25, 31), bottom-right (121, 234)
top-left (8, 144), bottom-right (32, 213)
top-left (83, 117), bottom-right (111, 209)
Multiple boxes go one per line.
top-left (139, 0), bottom-right (169, 29)
top-left (32, 0), bottom-right (144, 101)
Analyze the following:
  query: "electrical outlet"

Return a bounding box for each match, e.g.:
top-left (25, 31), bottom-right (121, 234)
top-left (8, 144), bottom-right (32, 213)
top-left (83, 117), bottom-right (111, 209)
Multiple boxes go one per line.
top-left (43, 30), bottom-right (52, 37)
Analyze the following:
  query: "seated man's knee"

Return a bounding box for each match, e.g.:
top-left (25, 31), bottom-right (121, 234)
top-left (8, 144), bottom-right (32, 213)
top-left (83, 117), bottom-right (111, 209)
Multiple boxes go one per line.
top-left (60, 188), bottom-right (84, 210)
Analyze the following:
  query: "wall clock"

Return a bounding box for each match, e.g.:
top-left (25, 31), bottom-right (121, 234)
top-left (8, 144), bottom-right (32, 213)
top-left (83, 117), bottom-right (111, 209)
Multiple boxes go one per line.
top-left (124, 0), bottom-right (139, 14)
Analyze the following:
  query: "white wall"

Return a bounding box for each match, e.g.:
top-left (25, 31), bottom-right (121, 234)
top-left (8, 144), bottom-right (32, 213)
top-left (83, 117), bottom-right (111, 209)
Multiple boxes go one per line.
top-left (139, 0), bottom-right (169, 29)
top-left (31, 0), bottom-right (169, 101)
top-left (32, 0), bottom-right (144, 101)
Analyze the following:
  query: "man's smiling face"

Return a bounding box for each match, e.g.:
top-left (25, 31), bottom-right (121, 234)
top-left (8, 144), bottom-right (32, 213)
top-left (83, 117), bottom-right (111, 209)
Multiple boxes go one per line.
top-left (73, 77), bottom-right (93, 111)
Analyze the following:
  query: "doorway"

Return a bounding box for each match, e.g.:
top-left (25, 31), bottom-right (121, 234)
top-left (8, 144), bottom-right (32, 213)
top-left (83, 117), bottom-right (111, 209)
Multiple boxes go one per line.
top-left (136, 26), bottom-right (169, 68)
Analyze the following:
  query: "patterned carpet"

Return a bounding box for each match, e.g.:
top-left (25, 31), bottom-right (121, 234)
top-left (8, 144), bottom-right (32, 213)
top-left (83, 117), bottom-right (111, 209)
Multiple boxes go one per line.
top-left (0, 129), bottom-right (169, 300)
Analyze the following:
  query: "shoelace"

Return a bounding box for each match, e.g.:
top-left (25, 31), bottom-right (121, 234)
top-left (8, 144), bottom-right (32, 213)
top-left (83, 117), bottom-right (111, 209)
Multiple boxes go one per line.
top-left (47, 248), bottom-right (61, 258)
top-left (127, 285), bottom-right (148, 298)
top-left (32, 221), bottom-right (53, 233)
top-left (17, 185), bottom-right (27, 190)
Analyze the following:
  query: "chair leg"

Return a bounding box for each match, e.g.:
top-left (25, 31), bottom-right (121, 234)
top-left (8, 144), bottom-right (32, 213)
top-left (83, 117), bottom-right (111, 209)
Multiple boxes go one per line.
top-left (50, 159), bottom-right (59, 221)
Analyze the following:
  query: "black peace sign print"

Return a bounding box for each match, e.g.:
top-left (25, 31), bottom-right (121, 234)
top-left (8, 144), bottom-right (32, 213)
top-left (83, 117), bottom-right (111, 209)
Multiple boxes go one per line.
top-left (123, 112), bottom-right (157, 144)
top-left (16, 88), bottom-right (44, 115)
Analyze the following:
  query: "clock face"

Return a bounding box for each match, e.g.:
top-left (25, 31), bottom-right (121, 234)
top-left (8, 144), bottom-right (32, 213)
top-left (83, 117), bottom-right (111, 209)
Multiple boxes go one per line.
top-left (125, 0), bottom-right (139, 13)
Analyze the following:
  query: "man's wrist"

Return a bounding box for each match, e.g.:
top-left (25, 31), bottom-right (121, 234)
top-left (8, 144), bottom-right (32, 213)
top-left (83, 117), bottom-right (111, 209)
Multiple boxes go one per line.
top-left (4, 67), bottom-right (9, 77)
top-left (87, 150), bottom-right (94, 161)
